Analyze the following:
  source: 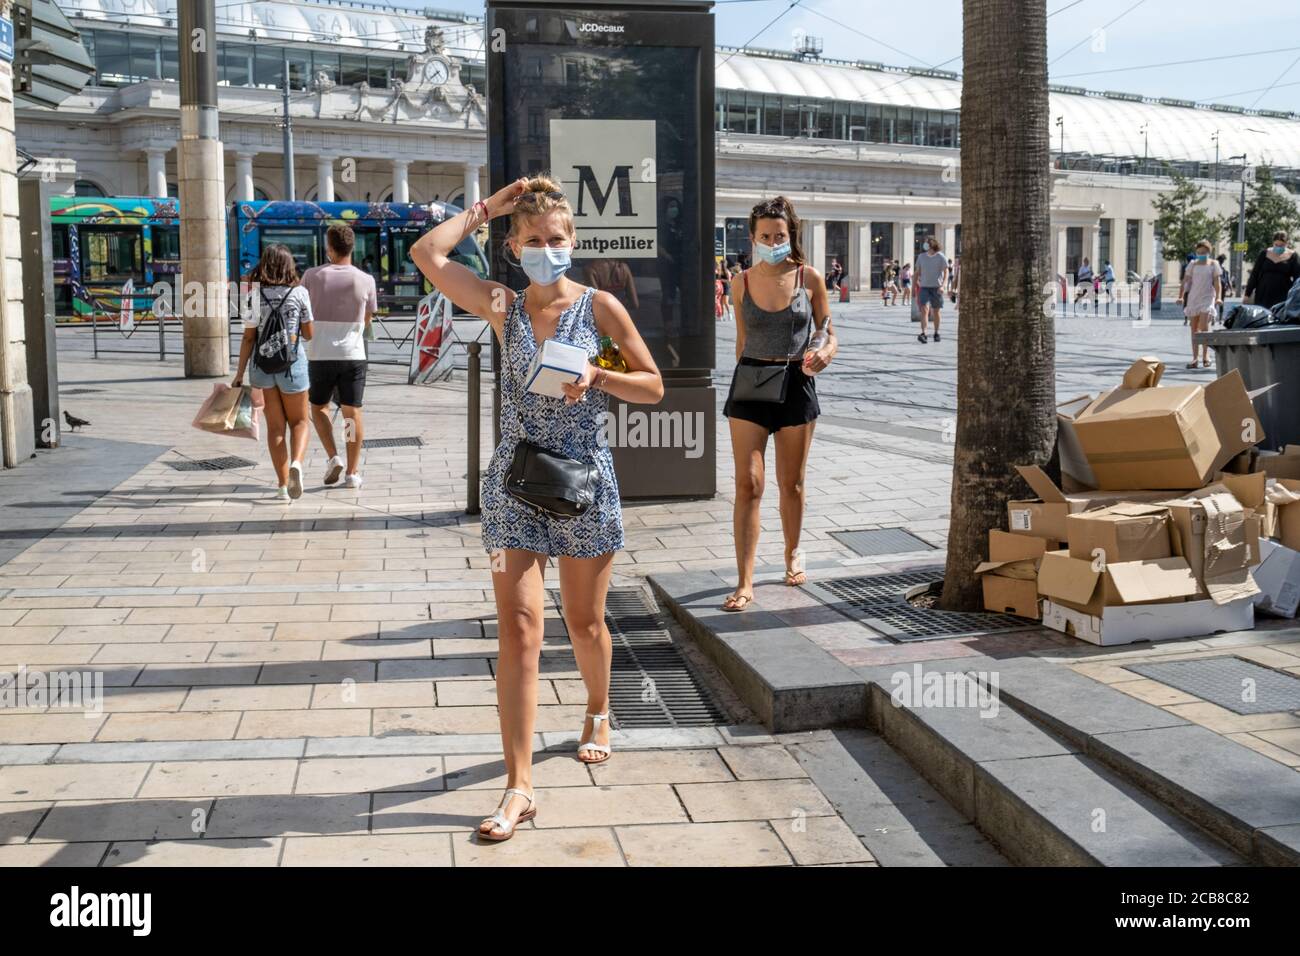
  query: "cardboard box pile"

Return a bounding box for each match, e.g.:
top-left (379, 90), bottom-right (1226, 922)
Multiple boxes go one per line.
top-left (973, 355), bottom-right (1299, 646)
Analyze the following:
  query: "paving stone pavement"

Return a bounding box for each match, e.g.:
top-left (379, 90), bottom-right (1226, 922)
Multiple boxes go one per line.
top-left (2, 302), bottom-right (1294, 867)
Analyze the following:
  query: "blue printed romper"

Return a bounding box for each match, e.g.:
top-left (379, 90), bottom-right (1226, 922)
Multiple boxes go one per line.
top-left (481, 286), bottom-right (624, 558)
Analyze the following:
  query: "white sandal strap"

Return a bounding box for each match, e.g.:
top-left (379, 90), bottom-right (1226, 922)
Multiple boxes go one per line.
top-left (485, 812), bottom-right (514, 835)
top-left (577, 742), bottom-right (611, 756)
top-left (502, 787), bottom-right (534, 804)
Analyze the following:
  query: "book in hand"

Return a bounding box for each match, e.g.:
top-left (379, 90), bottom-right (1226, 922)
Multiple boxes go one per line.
top-left (525, 338), bottom-right (588, 398)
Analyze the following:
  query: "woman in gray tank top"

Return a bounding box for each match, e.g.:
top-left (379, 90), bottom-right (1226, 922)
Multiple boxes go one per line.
top-left (721, 196), bottom-right (837, 611)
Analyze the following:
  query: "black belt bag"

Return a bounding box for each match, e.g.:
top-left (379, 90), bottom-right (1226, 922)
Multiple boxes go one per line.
top-left (731, 265), bottom-right (809, 404)
top-left (505, 440), bottom-right (598, 519)
top-left (731, 361), bottom-right (792, 403)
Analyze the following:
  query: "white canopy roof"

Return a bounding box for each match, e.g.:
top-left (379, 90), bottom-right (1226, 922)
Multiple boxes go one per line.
top-left (716, 50), bottom-right (1300, 168)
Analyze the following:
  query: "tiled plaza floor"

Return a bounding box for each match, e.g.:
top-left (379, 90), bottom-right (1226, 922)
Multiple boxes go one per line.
top-left (2, 300), bottom-right (1295, 867)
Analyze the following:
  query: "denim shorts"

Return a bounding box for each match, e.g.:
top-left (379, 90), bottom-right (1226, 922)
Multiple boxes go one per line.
top-left (917, 286), bottom-right (944, 310)
top-left (249, 353), bottom-right (309, 394)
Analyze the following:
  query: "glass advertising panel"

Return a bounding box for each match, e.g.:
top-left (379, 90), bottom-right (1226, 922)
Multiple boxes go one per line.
top-left (492, 10), bottom-right (711, 370)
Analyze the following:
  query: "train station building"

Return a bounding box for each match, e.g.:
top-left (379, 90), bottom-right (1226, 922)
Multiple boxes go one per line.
top-left (14, 0), bottom-right (1300, 293)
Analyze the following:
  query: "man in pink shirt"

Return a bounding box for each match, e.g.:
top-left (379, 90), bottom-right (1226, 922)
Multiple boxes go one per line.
top-left (301, 225), bottom-right (377, 490)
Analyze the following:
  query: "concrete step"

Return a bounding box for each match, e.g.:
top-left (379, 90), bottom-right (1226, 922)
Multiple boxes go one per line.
top-left (781, 727), bottom-right (1009, 866)
top-left (650, 569), bottom-right (1293, 865)
top-left (648, 570), bottom-right (867, 732)
top-left (962, 659), bottom-right (1300, 865)
top-left (858, 663), bottom-right (1246, 866)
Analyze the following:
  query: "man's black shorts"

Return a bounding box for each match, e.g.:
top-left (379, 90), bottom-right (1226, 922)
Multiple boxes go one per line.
top-left (308, 360), bottom-right (367, 408)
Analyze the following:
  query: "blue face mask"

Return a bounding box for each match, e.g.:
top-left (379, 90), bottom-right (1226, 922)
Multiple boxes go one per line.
top-left (520, 245), bottom-right (571, 285)
top-left (1274, 245), bottom-right (1287, 254)
top-left (1196, 254), bottom-right (1208, 262)
top-left (754, 240), bottom-right (791, 265)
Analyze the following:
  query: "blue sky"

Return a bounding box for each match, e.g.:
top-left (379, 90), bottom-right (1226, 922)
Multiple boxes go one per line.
top-left (391, 0), bottom-right (1300, 112)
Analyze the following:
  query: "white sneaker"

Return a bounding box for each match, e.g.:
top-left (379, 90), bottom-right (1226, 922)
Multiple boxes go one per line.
top-left (323, 455), bottom-right (344, 486)
top-left (287, 461), bottom-right (304, 499)
top-left (275, 486), bottom-right (291, 504)
top-left (344, 473), bottom-right (363, 490)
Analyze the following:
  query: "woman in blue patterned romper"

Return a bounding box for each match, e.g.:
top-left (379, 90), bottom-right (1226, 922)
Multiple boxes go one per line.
top-left (412, 175), bottom-right (664, 843)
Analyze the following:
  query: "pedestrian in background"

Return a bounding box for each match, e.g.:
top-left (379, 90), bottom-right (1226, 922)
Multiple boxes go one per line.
top-left (302, 224), bottom-right (377, 492)
top-left (1245, 231), bottom-right (1300, 310)
top-left (721, 195), bottom-right (836, 611)
top-left (232, 244), bottom-right (314, 504)
top-left (1180, 239), bottom-right (1221, 369)
top-left (714, 260), bottom-right (727, 320)
top-left (899, 262), bottom-right (912, 305)
top-left (1073, 257), bottom-right (1094, 307)
top-left (881, 260), bottom-right (897, 305)
top-left (915, 236), bottom-right (949, 343)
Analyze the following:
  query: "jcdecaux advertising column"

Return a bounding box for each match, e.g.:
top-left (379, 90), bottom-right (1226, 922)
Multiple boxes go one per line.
top-left (486, 0), bottom-right (717, 498)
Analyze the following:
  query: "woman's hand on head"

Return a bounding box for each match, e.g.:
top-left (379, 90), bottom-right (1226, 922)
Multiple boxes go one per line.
top-left (560, 363), bottom-right (598, 406)
top-left (486, 178), bottom-right (528, 218)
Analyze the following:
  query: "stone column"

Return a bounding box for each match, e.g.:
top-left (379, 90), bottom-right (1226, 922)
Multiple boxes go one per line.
top-left (1112, 221), bottom-right (1129, 281)
top-left (804, 219), bottom-right (825, 273)
top-left (145, 147), bottom-right (168, 198)
top-left (1054, 224), bottom-right (1068, 277)
top-left (177, 0), bottom-right (229, 377)
top-left (234, 151), bottom-right (256, 202)
top-left (0, 1), bottom-right (36, 467)
top-left (1083, 223), bottom-right (1100, 274)
top-left (853, 221), bottom-right (871, 290)
top-left (463, 163), bottom-right (481, 208)
top-left (392, 159), bottom-right (410, 203)
top-left (898, 221), bottom-right (915, 264)
top-left (315, 155), bottom-right (335, 202)
top-left (1138, 219), bottom-right (1155, 276)
top-left (943, 222), bottom-right (958, 258)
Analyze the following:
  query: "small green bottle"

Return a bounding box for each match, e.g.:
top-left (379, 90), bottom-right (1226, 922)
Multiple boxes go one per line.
top-left (595, 335), bottom-right (628, 373)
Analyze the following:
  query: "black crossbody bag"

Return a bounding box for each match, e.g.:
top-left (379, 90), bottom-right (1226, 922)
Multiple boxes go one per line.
top-left (502, 314), bottom-right (599, 518)
top-left (731, 265), bottom-right (809, 403)
top-left (505, 439), bottom-right (598, 519)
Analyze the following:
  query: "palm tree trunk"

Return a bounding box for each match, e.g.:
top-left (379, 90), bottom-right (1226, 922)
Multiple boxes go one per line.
top-left (940, 0), bottom-right (1056, 611)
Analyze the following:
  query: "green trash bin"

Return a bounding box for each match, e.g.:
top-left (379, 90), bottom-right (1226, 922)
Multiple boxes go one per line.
top-left (1195, 325), bottom-right (1300, 451)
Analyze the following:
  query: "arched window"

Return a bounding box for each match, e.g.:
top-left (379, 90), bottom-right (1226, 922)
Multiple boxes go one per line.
top-left (75, 180), bottom-right (107, 197)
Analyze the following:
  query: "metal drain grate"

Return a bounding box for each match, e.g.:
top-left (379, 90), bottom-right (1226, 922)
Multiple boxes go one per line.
top-left (804, 567), bottom-right (1033, 642)
top-left (59, 388), bottom-right (104, 395)
top-left (551, 587), bottom-right (727, 728)
top-left (362, 436), bottom-right (424, 449)
top-left (1127, 657), bottom-right (1300, 715)
top-left (832, 527), bottom-right (936, 556)
top-left (165, 456), bottom-right (257, 472)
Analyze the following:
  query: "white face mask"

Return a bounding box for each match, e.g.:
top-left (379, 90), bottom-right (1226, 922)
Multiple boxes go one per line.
top-left (518, 245), bottom-right (571, 285)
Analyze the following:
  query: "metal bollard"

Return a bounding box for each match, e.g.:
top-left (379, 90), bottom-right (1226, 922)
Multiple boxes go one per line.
top-left (466, 341), bottom-right (481, 516)
top-left (158, 311), bottom-right (166, 361)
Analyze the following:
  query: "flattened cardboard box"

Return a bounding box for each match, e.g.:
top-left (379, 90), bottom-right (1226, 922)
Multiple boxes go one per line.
top-left (1036, 550), bottom-right (1199, 618)
top-left (1161, 489), bottom-right (1261, 604)
top-left (1007, 465), bottom-right (1174, 542)
top-left (1270, 477), bottom-right (1300, 551)
top-left (1042, 595), bottom-right (1256, 646)
top-left (1253, 538), bottom-right (1300, 618)
top-left (1066, 503), bottom-right (1173, 564)
top-left (1069, 364), bottom-right (1263, 490)
top-left (1257, 446), bottom-right (1300, 482)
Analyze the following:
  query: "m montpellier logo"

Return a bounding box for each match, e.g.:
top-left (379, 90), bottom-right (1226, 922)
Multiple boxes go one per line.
top-left (550, 119), bottom-right (657, 258)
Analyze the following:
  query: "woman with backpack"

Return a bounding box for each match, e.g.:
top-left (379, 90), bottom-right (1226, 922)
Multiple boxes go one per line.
top-left (232, 244), bottom-right (315, 503)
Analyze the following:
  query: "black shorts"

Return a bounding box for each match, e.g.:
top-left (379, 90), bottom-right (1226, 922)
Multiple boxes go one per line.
top-left (723, 357), bottom-right (821, 434)
top-left (308, 360), bottom-right (367, 408)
